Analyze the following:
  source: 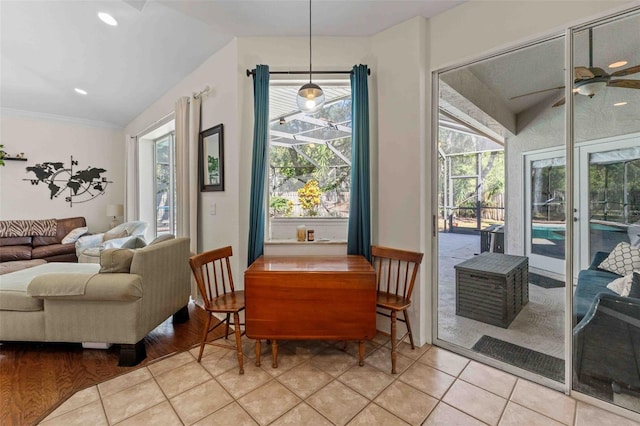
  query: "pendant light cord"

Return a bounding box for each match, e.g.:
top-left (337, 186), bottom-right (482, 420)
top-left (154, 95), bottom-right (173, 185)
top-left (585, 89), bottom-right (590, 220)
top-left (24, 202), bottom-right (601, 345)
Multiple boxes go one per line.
top-left (309, 0), bottom-right (312, 84)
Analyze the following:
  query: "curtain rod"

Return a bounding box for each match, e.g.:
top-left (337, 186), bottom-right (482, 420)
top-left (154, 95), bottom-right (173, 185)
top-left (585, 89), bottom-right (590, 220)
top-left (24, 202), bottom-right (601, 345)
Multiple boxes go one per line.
top-left (245, 69), bottom-right (370, 77)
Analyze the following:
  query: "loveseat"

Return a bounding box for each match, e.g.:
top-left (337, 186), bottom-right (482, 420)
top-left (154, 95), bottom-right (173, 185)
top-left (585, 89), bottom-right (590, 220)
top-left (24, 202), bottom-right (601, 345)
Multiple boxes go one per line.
top-left (0, 217), bottom-right (86, 266)
top-left (0, 236), bottom-right (191, 366)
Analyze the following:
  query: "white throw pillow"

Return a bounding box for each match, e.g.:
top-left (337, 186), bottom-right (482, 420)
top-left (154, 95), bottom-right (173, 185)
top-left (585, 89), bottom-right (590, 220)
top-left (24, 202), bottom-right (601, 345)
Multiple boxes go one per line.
top-left (606, 273), bottom-right (635, 297)
top-left (598, 242), bottom-right (640, 277)
top-left (61, 226), bottom-right (88, 244)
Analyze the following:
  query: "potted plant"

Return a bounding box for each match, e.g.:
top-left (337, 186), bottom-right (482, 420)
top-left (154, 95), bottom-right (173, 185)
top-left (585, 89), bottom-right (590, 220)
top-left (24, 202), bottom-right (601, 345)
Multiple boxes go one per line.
top-left (0, 144), bottom-right (6, 166)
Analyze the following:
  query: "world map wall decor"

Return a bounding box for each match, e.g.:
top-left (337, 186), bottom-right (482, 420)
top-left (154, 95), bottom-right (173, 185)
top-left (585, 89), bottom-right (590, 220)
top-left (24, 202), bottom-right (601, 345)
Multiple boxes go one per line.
top-left (24, 156), bottom-right (112, 206)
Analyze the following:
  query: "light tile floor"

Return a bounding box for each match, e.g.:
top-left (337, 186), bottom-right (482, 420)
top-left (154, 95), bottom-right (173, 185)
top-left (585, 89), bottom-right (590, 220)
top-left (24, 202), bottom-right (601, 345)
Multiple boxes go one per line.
top-left (40, 335), bottom-right (640, 426)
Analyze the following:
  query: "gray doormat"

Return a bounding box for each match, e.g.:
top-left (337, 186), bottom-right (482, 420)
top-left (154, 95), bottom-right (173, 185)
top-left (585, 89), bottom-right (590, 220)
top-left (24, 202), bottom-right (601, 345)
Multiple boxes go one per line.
top-left (472, 335), bottom-right (565, 383)
top-left (529, 272), bottom-right (565, 289)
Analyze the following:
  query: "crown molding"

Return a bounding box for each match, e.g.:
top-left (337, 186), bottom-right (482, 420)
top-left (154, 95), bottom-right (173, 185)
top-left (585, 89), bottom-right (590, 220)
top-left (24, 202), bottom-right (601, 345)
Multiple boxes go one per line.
top-left (0, 108), bottom-right (123, 130)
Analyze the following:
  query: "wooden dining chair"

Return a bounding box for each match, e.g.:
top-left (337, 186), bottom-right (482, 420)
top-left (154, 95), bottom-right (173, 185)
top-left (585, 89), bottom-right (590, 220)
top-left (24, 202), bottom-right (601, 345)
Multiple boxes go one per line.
top-left (189, 246), bottom-right (245, 374)
top-left (372, 245), bottom-right (424, 374)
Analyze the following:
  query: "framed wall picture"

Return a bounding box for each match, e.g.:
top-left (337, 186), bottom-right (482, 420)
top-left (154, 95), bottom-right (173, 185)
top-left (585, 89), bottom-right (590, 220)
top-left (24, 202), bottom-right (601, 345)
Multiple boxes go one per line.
top-left (199, 123), bottom-right (224, 192)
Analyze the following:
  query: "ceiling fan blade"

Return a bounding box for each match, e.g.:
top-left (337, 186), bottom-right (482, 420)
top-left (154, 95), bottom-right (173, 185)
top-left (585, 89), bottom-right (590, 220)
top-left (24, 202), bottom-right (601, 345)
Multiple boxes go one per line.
top-left (575, 67), bottom-right (594, 80)
top-left (608, 79), bottom-right (640, 89)
top-left (552, 97), bottom-right (566, 107)
top-left (510, 86), bottom-right (565, 100)
top-left (611, 65), bottom-right (640, 77)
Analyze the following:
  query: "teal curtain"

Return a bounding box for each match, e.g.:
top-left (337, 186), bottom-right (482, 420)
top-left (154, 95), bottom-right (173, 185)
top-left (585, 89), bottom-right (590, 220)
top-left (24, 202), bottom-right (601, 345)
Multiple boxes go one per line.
top-left (248, 65), bottom-right (269, 266)
top-left (347, 64), bottom-right (371, 260)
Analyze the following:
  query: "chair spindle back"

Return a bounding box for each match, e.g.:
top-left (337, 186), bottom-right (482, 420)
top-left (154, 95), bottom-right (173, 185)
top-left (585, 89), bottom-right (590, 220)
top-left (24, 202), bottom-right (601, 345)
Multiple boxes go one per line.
top-left (189, 246), bottom-right (235, 310)
top-left (371, 245), bottom-right (424, 301)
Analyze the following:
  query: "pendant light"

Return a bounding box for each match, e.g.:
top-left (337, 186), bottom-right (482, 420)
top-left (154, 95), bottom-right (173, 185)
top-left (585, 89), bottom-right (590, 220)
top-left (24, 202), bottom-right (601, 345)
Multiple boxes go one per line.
top-left (296, 0), bottom-right (325, 114)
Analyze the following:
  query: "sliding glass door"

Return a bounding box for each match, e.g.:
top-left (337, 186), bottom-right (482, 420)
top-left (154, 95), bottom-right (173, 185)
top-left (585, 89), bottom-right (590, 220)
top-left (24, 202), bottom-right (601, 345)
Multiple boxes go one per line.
top-left (571, 11), bottom-right (640, 413)
top-left (435, 35), bottom-right (567, 386)
top-left (434, 11), bottom-right (640, 415)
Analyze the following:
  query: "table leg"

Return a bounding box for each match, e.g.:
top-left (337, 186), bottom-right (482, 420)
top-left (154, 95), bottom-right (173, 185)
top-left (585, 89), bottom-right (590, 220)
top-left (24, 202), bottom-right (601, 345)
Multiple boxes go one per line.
top-left (358, 341), bottom-right (365, 366)
top-left (255, 339), bottom-right (261, 367)
top-left (272, 340), bottom-right (278, 368)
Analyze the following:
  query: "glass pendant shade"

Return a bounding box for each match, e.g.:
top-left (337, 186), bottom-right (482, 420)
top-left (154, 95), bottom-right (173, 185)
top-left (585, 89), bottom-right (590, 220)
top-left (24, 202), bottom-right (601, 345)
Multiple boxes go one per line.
top-left (297, 82), bottom-right (325, 114)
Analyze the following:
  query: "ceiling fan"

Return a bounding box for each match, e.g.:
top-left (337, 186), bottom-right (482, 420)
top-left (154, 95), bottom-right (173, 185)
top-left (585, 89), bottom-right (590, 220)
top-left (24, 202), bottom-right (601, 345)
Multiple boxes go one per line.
top-left (510, 28), bottom-right (640, 107)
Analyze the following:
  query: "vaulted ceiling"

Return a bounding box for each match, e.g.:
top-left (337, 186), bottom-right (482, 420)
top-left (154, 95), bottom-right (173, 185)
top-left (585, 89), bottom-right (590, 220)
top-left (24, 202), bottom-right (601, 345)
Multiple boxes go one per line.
top-left (0, 0), bottom-right (464, 128)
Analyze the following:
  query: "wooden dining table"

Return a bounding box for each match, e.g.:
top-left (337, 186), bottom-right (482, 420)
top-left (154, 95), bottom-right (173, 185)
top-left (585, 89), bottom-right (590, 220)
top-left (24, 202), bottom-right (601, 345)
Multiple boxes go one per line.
top-left (244, 255), bottom-right (376, 368)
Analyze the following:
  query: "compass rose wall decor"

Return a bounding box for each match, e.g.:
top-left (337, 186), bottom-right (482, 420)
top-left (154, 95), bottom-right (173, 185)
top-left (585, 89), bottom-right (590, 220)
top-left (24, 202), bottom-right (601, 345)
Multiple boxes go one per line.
top-left (24, 156), bottom-right (112, 206)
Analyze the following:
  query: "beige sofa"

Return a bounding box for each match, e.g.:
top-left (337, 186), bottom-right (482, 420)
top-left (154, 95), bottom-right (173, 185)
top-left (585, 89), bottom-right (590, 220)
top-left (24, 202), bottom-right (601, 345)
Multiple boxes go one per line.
top-left (0, 237), bottom-right (191, 365)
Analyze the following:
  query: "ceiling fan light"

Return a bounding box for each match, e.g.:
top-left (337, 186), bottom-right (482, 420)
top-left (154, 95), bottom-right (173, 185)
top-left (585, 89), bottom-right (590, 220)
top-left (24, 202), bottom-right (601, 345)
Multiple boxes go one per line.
top-left (297, 82), bottom-right (325, 114)
top-left (576, 81), bottom-right (606, 97)
top-left (608, 60), bottom-right (628, 69)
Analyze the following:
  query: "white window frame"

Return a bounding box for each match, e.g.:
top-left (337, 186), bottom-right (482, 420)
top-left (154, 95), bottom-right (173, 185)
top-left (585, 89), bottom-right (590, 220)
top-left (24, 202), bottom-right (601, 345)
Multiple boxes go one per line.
top-left (266, 79), bottom-right (352, 245)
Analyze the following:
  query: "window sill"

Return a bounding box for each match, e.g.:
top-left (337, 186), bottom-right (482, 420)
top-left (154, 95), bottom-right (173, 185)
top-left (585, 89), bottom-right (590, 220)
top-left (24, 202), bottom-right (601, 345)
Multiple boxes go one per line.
top-left (264, 239), bottom-right (347, 255)
top-left (270, 217), bottom-right (348, 241)
top-left (265, 239), bottom-right (347, 245)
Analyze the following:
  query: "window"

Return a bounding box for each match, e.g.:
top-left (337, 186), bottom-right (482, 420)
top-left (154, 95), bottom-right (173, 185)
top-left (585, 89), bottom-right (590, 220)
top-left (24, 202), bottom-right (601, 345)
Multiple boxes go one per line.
top-left (267, 83), bottom-right (352, 240)
top-left (138, 119), bottom-right (176, 238)
top-left (154, 133), bottom-right (176, 235)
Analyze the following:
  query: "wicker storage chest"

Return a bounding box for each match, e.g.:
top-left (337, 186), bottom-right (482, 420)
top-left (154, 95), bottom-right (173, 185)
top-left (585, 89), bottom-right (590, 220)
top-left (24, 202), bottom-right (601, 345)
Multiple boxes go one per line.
top-left (455, 252), bottom-right (528, 328)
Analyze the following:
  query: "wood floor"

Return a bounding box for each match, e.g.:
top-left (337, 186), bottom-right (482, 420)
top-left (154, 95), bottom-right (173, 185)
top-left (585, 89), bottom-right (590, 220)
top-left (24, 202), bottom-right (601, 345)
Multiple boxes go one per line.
top-left (0, 302), bottom-right (221, 426)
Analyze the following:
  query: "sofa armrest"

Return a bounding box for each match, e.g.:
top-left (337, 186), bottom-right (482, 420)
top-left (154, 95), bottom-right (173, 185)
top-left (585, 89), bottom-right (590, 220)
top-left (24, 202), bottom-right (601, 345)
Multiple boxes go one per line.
top-left (129, 237), bottom-right (191, 328)
top-left (588, 251), bottom-right (610, 270)
top-left (75, 233), bottom-right (105, 257)
top-left (28, 273), bottom-right (142, 302)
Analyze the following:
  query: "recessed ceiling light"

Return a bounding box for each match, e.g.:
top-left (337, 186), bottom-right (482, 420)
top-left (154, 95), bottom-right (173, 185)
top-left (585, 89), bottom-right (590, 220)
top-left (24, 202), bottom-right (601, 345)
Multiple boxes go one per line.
top-left (609, 60), bottom-right (628, 68)
top-left (614, 101), bottom-right (627, 107)
top-left (98, 12), bottom-right (118, 26)
top-left (74, 88), bottom-right (88, 95)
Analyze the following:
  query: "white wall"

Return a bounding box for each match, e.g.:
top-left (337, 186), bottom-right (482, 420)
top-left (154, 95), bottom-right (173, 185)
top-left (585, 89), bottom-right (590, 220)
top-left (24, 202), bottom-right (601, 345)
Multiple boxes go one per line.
top-left (0, 115), bottom-right (124, 232)
top-left (371, 17), bottom-right (431, 344)
top-left (124, 39), bottom-right (240, 273)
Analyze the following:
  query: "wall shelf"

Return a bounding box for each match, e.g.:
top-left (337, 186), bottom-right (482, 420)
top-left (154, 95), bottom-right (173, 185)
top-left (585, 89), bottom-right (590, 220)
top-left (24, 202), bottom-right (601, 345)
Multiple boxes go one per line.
top-left (4, 157), bottom-right (27, 161)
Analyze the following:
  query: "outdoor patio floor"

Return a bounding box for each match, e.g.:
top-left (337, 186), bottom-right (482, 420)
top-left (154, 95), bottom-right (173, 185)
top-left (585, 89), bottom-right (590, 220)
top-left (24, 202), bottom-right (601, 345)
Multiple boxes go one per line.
top-left (436, 232), bottom-right (565, 365)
